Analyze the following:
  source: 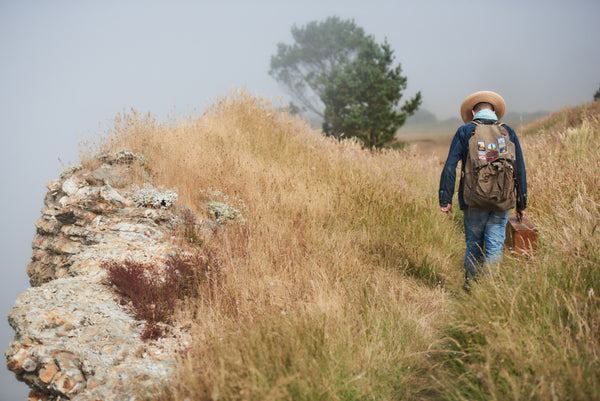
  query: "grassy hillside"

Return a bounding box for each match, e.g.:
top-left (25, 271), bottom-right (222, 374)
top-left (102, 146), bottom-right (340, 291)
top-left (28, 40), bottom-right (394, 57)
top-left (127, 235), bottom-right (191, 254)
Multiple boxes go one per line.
top-left (519, 100), bottom-right (600, 137)
top-left (83, 92), bottom-right (599, 400)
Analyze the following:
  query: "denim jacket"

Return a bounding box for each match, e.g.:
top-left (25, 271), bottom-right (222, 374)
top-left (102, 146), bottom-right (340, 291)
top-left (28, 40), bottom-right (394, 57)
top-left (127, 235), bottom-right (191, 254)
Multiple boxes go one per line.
top-left (438, 119), bottom-right (527, 210)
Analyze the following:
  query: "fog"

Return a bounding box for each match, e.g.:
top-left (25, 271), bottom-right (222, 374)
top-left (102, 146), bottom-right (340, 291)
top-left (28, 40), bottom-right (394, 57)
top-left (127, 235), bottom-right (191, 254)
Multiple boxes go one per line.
top-left (1, 0), bottom-right (599, 397)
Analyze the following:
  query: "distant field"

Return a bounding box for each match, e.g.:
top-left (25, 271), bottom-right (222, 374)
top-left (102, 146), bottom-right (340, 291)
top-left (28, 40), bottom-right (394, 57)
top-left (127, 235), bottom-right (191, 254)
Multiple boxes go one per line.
top-left (396, 129), bottom-right (453, 159)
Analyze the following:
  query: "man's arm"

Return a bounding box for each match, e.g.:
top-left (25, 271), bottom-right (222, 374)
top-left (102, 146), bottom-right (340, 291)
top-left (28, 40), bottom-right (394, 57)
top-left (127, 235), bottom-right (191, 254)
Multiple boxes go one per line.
top-left (509, 127), bottom-right (528, 212)
top-left (439, 129), bottom-right (464, 213)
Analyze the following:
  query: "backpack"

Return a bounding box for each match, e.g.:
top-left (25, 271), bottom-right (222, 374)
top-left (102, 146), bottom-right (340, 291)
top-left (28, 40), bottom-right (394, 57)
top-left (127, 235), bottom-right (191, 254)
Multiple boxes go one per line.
top-left (462, 120), bottom-right (517, 211)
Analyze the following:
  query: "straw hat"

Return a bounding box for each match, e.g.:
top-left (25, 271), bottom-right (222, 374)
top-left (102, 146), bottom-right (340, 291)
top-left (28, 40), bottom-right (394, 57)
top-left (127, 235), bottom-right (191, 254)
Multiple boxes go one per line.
top-left (460, 91), bottom-right (506, 123)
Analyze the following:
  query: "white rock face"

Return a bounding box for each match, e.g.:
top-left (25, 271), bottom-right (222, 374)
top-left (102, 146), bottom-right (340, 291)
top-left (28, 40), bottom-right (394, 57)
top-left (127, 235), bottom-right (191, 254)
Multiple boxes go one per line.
top-left (5, 153), bottom-right (196, 400)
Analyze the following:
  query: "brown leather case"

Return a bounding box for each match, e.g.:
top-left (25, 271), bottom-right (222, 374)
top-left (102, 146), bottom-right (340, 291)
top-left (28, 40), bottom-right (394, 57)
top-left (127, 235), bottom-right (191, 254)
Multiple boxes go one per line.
top-left (505, 216), bottom-right (537, 256)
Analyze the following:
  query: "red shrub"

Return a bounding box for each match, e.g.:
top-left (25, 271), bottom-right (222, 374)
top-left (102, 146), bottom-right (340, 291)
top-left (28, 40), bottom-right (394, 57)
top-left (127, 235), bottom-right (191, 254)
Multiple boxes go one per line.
top-left (103, 250), bottom-right (220, 340)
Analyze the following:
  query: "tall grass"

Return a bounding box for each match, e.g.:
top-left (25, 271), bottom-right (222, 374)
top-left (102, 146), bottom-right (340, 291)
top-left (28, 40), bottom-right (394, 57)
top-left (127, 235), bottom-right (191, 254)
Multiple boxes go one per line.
top-left (83, 92), bottom-right (600, 400)
top-left (84, 90), bottom-right (460, 399)
top-left (519, 100), bottom-right (600, 137)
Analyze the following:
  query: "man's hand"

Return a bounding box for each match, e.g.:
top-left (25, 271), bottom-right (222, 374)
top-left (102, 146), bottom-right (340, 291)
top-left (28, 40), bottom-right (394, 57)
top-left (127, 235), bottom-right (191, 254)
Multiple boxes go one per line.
top-left (517, 209), bottom-right (526, 221)
top-left (440, 203), bottom-right (453, 215)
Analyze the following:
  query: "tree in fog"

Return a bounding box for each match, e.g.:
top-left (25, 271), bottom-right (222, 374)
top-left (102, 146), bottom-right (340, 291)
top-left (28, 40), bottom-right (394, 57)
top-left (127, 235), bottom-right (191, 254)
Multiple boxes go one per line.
top-left (594, 83), bottom-right (600, 101)
top-left (322, 40), bottom-right (421, 148)
top-left (270, 16), bottom-right (369, 118)
top-left (270, 16), bottom-right (421, 148)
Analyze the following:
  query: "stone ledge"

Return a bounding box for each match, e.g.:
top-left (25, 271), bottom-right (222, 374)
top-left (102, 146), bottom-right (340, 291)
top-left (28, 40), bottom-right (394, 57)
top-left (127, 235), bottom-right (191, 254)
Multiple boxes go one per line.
top-left (6, 152), bottom-right (193, 400)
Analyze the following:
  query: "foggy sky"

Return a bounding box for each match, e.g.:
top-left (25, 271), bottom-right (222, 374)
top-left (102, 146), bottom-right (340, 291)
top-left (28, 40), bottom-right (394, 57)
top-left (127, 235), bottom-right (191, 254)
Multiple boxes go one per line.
top-left (1, 0), bottom-right (599, 397)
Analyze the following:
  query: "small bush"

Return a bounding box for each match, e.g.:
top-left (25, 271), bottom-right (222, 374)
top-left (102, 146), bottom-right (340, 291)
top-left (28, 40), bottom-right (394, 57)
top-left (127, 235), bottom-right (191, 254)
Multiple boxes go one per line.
top-left (103, 251), bottom-right (220, 340)
top-left (133, 187), bottom-right (178, 209)
top-left (199, 188), bottom-right (247, 225)
top-left (98, 150), bottom-right (148, 166)
top-left (175, 207), bottom-right (207, 246)
top-left (59, 164), bottom-right (83, 179)
top-left (206, 201), bottom-right (245, 224)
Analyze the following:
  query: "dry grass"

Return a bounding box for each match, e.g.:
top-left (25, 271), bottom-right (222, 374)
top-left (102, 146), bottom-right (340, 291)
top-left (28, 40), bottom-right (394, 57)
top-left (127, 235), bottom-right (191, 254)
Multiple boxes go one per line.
top-left (519, 100), bottom-right (600, 137)
top-left (82, 92), bottom-right (600, 400)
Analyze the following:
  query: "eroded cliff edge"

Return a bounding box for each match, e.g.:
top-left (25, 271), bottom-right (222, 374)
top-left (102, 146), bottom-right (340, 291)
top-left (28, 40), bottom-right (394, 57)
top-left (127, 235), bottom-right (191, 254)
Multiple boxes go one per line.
top-left (5, 152), bottom-right (198, 400)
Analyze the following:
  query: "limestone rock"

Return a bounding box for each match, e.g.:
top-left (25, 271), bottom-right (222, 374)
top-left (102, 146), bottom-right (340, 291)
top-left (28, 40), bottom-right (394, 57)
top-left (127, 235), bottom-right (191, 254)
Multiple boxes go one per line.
top-left (6, 152), bottom-right (198, 401)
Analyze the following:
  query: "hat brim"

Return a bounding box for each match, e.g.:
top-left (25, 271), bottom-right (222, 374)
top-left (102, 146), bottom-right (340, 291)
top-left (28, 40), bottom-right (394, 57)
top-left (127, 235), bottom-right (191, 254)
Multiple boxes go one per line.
top-left (460, 91), bottom-right (506, 123)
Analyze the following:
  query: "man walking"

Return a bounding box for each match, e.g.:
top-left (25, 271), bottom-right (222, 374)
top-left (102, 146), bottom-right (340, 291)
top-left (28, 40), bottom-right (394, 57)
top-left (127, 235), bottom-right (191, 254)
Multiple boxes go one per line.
top-left (439, 91), bottom-right (527, 291)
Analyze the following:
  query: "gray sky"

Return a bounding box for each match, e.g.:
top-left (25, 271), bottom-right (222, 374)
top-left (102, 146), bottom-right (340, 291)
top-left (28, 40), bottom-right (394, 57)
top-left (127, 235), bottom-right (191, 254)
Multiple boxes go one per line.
top-left (1, 0), bottom-right (599, 397)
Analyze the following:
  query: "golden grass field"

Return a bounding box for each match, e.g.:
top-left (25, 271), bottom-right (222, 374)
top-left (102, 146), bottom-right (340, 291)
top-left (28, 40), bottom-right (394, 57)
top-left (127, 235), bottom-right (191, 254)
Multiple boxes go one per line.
top-left (82, 91), bottom-right (600, 400)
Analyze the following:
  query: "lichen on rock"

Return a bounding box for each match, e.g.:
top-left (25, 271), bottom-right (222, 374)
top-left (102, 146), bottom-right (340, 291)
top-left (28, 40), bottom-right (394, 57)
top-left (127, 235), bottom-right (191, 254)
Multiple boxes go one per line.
top-left (133, 187), bottom-right (178, 209)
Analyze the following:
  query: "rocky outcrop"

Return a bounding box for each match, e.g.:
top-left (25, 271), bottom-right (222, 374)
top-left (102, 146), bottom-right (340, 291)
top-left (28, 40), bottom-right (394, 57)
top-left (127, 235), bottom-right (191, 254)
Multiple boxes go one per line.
top-left (6, 152), bottom-right (196, 400)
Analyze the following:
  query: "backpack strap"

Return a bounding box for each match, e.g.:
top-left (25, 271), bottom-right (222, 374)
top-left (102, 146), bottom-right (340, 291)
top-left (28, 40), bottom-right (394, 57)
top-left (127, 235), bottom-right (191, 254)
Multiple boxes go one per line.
top-left (469, 119), bottom-right (481, 136)
top-left (473, 119), bottom-right (502, 126)
top-left (470, 119), bottom-right (504, 135)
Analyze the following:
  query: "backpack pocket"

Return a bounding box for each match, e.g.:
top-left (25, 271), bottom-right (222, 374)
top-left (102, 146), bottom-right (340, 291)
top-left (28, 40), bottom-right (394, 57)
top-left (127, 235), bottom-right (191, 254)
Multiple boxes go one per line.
top-left (471, 159), bottom-right (515, 210)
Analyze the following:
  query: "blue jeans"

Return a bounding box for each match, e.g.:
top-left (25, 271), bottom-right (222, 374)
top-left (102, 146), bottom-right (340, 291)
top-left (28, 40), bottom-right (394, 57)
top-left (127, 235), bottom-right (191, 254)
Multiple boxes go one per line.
top-left (463, 208), bottom-right (510, 283)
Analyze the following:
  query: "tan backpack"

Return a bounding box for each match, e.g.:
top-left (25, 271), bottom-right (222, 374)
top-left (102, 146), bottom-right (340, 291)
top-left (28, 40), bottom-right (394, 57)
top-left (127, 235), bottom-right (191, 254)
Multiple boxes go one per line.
top-left (463, 121), bottom-right (517, 211)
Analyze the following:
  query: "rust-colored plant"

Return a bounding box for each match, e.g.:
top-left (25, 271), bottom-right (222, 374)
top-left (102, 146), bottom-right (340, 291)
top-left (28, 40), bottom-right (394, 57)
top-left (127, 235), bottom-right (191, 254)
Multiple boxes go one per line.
top-left (103, 250), bottom-right (220, 340)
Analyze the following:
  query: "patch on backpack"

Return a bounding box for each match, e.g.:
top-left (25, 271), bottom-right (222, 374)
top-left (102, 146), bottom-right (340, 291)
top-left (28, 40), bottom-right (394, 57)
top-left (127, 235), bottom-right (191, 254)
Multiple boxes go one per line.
top-left (486, 142), bottom-right (499, 162)
top-left (497, 137), bottom-right (507, 155)
top-left (478, 141), bottom-right (486, 160)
